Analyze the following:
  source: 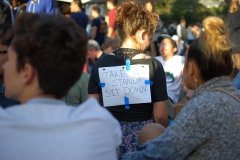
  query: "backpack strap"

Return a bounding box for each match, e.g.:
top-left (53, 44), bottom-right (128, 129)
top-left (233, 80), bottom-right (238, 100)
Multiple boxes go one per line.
top-left (210, 88), bottom-right (240, 103)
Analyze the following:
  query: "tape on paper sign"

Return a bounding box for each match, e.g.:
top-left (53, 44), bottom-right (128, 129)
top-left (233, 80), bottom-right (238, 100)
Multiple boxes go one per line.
top-left (124, 96), bottom-right (130, 109)
top-left (98, 82), bottom-right (105, 88)
top-left (126, 59), bottom-right (130, 71)
top-left (145, 80), bottom-right (154, 86)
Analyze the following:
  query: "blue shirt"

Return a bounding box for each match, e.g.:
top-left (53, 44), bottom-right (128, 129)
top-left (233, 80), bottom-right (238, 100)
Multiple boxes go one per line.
top-left (26, 0), bottom-right (55, 14)
top-left (70, 11), bottom-right (89, 29)
top-left (92, 17), bottom-right (106, 46)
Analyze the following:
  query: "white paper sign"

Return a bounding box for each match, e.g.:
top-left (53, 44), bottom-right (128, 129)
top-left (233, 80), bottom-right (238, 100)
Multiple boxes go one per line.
top-left (98, 65), bottom-right (151, 107)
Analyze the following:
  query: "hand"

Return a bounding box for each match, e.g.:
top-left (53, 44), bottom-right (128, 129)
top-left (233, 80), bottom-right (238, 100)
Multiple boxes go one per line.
top-left (182, 83), bottom-right (194, 99)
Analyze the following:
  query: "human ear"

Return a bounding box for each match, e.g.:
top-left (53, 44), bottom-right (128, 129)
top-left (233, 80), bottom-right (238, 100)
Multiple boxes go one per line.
top-left (187, 61), bottom-right (194, 77)
top-left (21, 63), bottom-right (35, 85)
top-left (173, 47), bottom-right (177, 53)
top-left (141, 31), bottom-right (147, 40)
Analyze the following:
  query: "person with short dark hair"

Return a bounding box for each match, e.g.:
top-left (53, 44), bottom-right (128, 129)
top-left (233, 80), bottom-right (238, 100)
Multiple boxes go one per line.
top-left (155, 34), bottom-right (185, 103)
top-left (101, 38), bottom-right (121, 54)
top-left (0, 13), bottom-right (121, 159)
top-left (91, 6), bottom-right (106, 46)
top-left (70, 0), bottom-right (88, 29)
top-left (60, 4), bottom-right (71, 17)
top-left (123, 16), bottom-right (240, 160)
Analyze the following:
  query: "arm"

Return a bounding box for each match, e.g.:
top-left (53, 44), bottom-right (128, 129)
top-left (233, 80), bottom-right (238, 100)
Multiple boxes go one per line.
top-left (107, 9), bottom-right (116, 37)
top-left (88, 93), bottom-right (101, 102)
top-left (153, 101), bottom-right (168, 127)
top-left (91, 26), bottom-right (97, 40)
top-left (107, 27), bottom-right (114, 38)
top-left (176, 25), bottom-right (182, 38)
top-left (233, 54), bottom-right (240, 69)
top-left (45, 0), bottom-right (55, 14)
top-left (123, 97), bottom-right (215, 160)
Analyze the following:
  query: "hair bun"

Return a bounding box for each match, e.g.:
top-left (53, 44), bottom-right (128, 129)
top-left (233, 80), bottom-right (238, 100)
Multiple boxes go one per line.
top-left (200, 16), bottom-right (231, 55)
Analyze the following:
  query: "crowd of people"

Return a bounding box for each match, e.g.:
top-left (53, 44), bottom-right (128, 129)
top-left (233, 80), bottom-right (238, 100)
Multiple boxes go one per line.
top-left (0, 0), bottom-right (240, 159)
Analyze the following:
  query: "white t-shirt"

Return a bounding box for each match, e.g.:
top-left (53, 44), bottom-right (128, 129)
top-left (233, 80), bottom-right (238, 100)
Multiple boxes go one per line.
top-left (0, 98), bottom-right (122, 160)
top-left (155, 55), bottom-right (185, 103)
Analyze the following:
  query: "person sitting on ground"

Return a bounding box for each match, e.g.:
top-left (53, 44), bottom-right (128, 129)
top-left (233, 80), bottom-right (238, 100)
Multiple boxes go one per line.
top-left (65, 72), bottom-right (90, 106)
top-left (0, 13), bottom-right (121, 160)
top-left (101, 38), bottom-right (121, 54)
top-left (88, 1), bottom-right (168, 159)
top-left (87, 39), bottom-right (103, 73)
top-left (155, 34), bottom-right (185, 104)
top-left (124, 16), bottom-right (240, 160)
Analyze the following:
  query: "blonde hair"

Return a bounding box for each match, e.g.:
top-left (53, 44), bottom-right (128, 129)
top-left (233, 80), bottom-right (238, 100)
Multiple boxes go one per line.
top-left (199, 16), bottom-right (232, 59)
top-left (230, 0), bottom-right (240, 13)
top-left (187, 16), bottom-right (233, 81)
top-left (114, 1), bottom-right (159, 42)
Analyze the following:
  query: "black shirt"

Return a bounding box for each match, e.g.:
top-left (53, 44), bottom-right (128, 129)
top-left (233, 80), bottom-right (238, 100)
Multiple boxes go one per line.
top-left (88, 48), bottom-right (168, 122)
top-left (225, 0), bottom-right (240, 53)
top-left (0, 82), bottom-right (19, 109)
top-left (225, 0), bottom-right (240, 31)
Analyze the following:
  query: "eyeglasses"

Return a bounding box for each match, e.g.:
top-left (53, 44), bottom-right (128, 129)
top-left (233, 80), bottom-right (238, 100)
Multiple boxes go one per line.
top-left (159, 43), bottom-right (172, 47)
top-left (0, 50), bottom-right (7, 54)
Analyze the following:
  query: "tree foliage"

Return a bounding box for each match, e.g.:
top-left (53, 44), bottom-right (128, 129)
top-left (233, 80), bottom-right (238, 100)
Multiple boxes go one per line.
top-left (154, 0), bottom-right (228, 25)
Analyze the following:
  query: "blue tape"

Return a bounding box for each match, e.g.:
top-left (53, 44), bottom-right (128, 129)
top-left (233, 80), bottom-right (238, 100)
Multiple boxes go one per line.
top-left (98, 82), bottom-right (105, 88)
top-left (145, 80), bottom-right (154, 86)
top-left (126, 59), bottom-right (130, 71)
top-left (124, 96), bottom-right (130, 109)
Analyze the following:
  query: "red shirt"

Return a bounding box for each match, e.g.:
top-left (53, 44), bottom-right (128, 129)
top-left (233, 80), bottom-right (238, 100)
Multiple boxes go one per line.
top-left (108, 7), bottom-right (117, 37)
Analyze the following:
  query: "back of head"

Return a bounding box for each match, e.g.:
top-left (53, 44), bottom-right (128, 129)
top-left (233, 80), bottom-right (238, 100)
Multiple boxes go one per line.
top-left (92, 6), bottom-right (100, 15)
top-left (3, 13), bottom-right (88, 99)
top-left (107, 0), bottom-right (117, 6)
top-left (73, 0), bottom-right (82, 9)
top-left (138, 123), bottom-right (165, 145)
top-left (187, 16), bottom-right (233, 81)
top-left (114, 0), bottom-right (159, 42)
top-left (60, 4), bottom-right (71, 16)
top-left (87, 39), bottom-right (100, 51)
top-left (101, 38), bottom-right (121, 50)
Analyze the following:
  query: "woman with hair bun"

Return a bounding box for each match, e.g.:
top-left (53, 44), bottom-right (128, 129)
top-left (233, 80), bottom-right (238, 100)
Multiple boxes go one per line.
top-left (88, 1), bottom-right (168, 159)
top-left (123, 16), bottom-right (240, 160)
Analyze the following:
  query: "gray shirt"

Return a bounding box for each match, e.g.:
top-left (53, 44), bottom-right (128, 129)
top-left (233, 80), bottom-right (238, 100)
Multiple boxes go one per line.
top-left (124, 76), bottom-right (240, 160)
top-left (65, 72), bottom-right (90, 106)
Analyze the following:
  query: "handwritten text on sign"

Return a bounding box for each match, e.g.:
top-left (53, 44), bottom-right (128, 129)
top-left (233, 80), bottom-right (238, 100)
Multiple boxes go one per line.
top-left (99, 65), bottom-right (151, 107)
